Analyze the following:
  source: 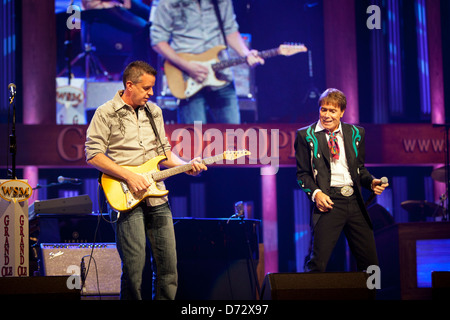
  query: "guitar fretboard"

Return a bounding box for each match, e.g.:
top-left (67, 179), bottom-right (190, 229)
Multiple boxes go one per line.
top-left (212, 48), bottom-right (280, 72)
top-left (151, 154), bottom-right (224, 181)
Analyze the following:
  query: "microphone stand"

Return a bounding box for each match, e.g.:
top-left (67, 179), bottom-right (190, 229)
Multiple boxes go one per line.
top-left (227, 202), bottom-right (261, 299)
top-left (241, 219), bottom-right (261, 299)
top-left (8, 90), bottom-right (17, 180)
top-left (65, 0), bottom-right (75, 85)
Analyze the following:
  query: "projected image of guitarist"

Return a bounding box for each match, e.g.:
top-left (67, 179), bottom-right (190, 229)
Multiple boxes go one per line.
top-left (150, 0), bottom-right (265, 124)
top-left (85, 61), bottom-right (207, 300)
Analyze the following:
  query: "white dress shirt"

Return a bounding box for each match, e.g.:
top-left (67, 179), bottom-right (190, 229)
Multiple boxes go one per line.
top-left (312, 121), bottom-right (353, 201)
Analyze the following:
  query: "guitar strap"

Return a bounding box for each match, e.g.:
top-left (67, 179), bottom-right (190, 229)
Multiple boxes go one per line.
top-left (144, 103), bottom-right (168, 160)
top-left (212, 0), bottom-right (228, 47)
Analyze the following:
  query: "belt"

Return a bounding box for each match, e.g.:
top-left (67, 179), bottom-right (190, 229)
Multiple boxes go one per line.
top-left (330, 186), bottom-right (354, 197)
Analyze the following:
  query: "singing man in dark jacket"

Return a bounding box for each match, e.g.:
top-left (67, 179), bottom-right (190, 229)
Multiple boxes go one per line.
top-left (294, 88), bottom-right (389, 272)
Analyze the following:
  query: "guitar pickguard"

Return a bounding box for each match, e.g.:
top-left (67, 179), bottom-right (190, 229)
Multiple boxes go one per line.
top-left (184, 60), bottom-right (226, 98)
top-left (123, 171), bottom-right (167, 210)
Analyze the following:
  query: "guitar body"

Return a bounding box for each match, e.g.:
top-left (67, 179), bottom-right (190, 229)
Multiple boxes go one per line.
top-left (164, 45), bottom-right (228, 99)
top-left (101, 155), bottom-right (168, 212)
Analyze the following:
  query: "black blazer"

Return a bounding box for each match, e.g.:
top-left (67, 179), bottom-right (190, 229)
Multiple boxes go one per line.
top-left (294, 122), bottom-right (374, 228)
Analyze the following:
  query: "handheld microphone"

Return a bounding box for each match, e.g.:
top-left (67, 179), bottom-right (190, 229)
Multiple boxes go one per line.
top-left (365, 177), bottom-right (388, 207)
top-left (57, 176), bottom-right (82, 184)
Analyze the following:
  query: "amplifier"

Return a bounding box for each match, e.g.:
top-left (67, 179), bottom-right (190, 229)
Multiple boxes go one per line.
top-left (85, 81), bottom-right (123, 111)
top-left (34, 195), bottom-right (92, 215)
top-left (40, 243), bottom-right (121, 296)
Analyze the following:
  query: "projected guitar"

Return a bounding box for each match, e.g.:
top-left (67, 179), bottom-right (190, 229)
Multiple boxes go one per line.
top-left (164, 43), bottom-right (307, 99)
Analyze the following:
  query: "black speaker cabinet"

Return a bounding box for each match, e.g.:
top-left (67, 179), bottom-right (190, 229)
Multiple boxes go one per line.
top-left (432, 271), bottom-right (450, 300)
top-left (0, 276), bottom-right (80, 300)
top-left (173, 218), bottom-right (261, 300)
top-left (40, 243), bottom-right (121, 296)
top-left (261, 272), bottom-right (376, 300)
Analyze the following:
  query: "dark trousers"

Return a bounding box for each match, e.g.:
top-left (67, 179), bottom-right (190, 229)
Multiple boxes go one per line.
top-left (114, 202), bottom-right (177, 300)
top-left (305, 189), bottom-right (378, 272)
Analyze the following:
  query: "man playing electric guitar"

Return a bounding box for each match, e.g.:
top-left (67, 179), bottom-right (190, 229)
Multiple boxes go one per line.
top-left (85, 61), bottom-right (207, 300)
top-left (150, 0), bottom-right (264, 124)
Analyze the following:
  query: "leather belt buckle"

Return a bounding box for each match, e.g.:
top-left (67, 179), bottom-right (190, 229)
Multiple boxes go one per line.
top-left (340, 186), bottom-right (354, 197)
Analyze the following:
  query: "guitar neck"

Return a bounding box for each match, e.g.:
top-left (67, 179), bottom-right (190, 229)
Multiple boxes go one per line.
top-left (212, 48), bottom-right (280, 72)
top-left (152, 154), bottom-right (224, 181)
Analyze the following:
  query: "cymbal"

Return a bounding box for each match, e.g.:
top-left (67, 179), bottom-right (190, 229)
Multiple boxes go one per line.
top-left (401, 200), bottom-right (444, 217)
top-left (431, 166), bottom-right (449, 183)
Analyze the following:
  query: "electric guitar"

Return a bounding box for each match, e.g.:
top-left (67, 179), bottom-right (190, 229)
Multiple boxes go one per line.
top-left (163, 43), bottom-right (307, 99)
top-left (101, 150), bottom-right (251, 212)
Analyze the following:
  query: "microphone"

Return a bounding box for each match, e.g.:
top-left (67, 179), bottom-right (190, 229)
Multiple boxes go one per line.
top-left (232, 201), bottom-right (245, 218)
top-left (57, 176), bottom-right (82, 184)
top-left (227, 201), bottom-right (245, 223)
top-left (365, 177), bottom-right (388, 207)
top-left (8, 83), bottom-right (16, 97)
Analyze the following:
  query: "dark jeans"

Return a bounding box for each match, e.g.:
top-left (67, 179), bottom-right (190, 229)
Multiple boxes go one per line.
top-left (178, 83), bottom-right (241, 124)
top-left (113, 202), bottom-right (177, 300)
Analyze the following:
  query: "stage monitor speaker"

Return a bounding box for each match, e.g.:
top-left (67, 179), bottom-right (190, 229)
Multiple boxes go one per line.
top-left (261, 272), bottom-right (376, 300)
top-left (0, 276), bottom-right (80, 300)
top-left (40, 243), bottom-right (121, 296)
top-left (432, 271), bottom-right (450, 300)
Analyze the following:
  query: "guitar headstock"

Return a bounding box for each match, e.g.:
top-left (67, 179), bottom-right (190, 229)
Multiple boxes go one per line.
top-left (278, 43), bottom-right (308, 56)
top-left (223, 150), bottom-right (251, 161)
